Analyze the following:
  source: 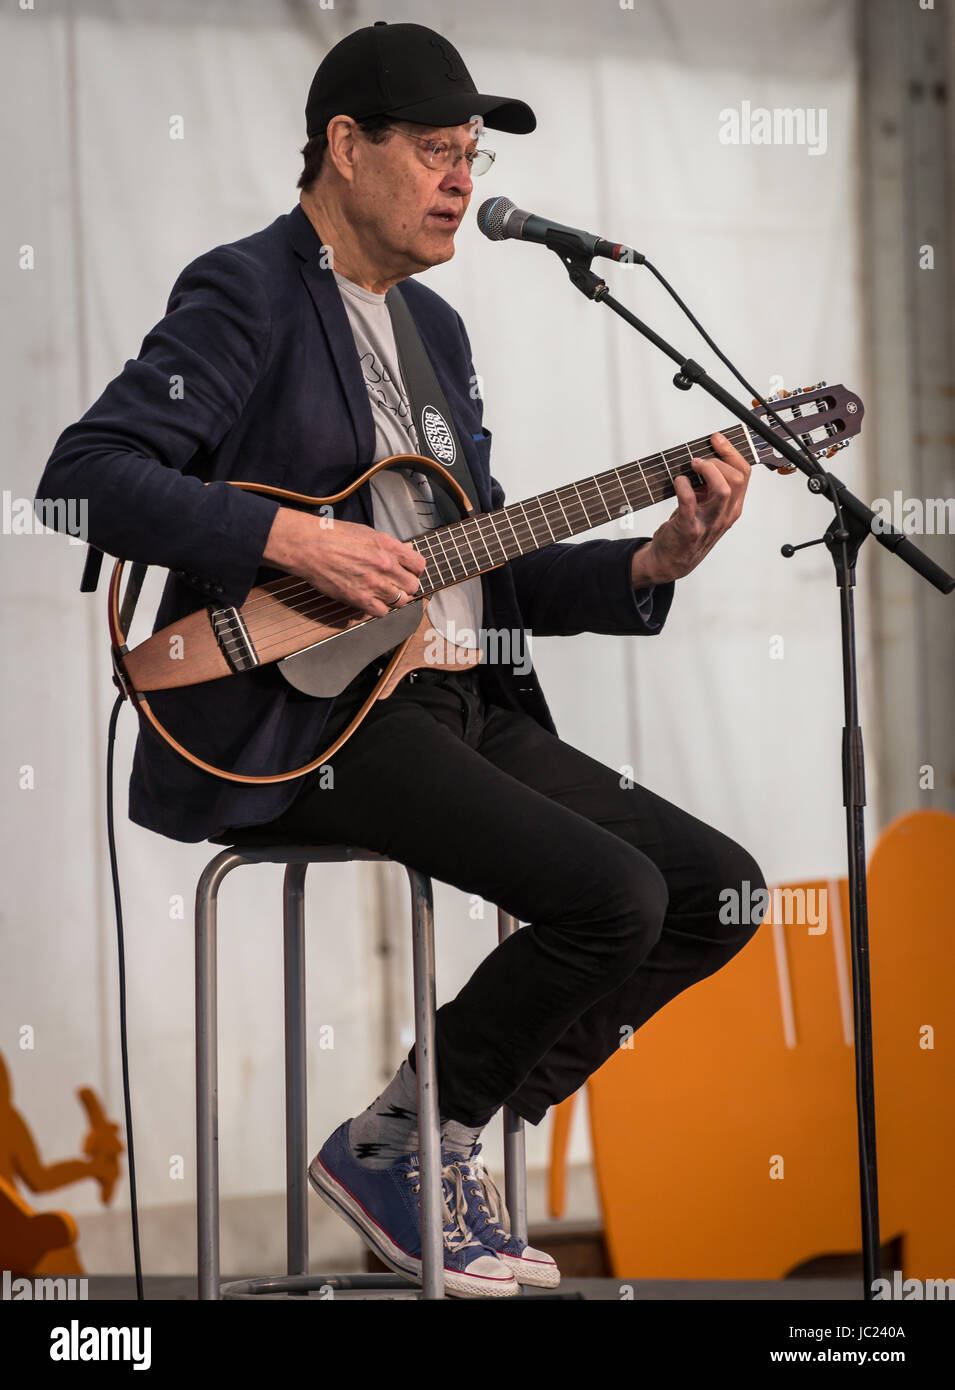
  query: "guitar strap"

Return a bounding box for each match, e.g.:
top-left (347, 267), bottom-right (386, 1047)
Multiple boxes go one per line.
top-left (385, 284), bottom-right (482, 525)
top-left (84, 285), bottom-right (484, 634)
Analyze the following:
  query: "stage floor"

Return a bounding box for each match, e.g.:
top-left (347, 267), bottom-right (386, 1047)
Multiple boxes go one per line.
top-left (78, 1274), bottom-right (865, 1301)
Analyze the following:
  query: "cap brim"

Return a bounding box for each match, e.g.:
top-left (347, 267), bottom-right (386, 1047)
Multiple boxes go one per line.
top-left (382, 91), bottom-right (536, 135)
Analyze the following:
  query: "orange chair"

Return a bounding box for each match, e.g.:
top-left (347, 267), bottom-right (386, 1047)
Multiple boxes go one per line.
top-left (548, 810), bottom-right (955, 1279)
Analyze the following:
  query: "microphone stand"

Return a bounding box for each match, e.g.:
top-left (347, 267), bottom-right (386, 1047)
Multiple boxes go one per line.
top-left (549, 239), bottom-right (954, 1302)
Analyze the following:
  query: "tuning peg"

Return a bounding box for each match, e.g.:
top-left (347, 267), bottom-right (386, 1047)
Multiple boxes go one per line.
top-left (776, 463), bottom-right (798, 475)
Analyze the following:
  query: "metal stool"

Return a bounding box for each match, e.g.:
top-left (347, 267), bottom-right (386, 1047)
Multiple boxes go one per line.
top-left (194, 841), bottom-right (528, 1300)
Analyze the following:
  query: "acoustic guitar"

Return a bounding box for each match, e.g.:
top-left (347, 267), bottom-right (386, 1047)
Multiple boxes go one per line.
top-left (108, 382), bottom-right (863, 782)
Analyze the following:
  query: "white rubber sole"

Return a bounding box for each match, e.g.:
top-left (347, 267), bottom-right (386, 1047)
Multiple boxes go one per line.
top-left (308, 1154), bottom-right (519, 1300)
top-left (499, 1252), bottom-right (562, 1288)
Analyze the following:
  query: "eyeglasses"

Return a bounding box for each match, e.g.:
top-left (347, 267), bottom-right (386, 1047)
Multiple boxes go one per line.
top-left (380, 126), bottom-right (496, 177)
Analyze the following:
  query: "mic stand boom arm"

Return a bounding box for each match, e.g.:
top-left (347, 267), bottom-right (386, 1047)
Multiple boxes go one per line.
top-left (553, 242), bottom-right (952, 592)
top-left (551, 243), bottom-right (954, 1303)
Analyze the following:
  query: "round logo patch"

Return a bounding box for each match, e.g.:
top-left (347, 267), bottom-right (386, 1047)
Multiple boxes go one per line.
top-left (422, 405), bottom-right (456, 466)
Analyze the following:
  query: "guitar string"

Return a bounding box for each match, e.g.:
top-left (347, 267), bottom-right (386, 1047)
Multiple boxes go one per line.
top-left (228, 397), bottom-right (837, 641)
top-left (219, 428), bottom-right (759, 663)
top-left (230, 424), bottom-right (752, 630)
top-left (236, 422), bottom-right (754, 630)
top-left (240, 422), bottom-right (756, 614)
top-left (212, 425), bottom-right (762, 661)
top-left (209, 407), bottom-right (829, 666)
top-left (223, 445), bottom-right (737, 658)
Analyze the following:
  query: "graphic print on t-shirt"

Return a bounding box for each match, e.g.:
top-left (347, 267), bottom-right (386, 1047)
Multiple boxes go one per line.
top-left (358, 350), bottom-right (420, 453)
top-left (333, 269), bottom-right (484, 638)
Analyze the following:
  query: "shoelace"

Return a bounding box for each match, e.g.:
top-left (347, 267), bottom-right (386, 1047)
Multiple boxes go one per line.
top-left (455, 1152), bottom-right (512, 1240)
top-left (402, 1157), bottom-right (488, 1255)
top-left (442, 1164), bottom-right (493, 1252)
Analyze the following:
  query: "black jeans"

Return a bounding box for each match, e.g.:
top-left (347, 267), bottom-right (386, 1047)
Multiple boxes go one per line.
top-left (257, 666), bottom-right (767, 1128)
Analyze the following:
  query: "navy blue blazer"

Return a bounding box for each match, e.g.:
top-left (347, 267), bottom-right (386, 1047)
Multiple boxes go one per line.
top-left (36, 203), bottom-right (675, 843)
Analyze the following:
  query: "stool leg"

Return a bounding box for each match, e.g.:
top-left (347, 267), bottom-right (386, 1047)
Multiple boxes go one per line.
top-left (283, 862), bottom-right (309, 1281)
top-left (497, 909), bottom-right (528, 1245)
top-left (196, 851), bottom-right (244, 1300)
top-left (407, 868), bottom-right (444, 1300)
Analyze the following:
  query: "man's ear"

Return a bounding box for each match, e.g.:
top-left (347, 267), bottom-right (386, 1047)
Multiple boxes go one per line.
top-left (325, 115), bottom-right (360, 184)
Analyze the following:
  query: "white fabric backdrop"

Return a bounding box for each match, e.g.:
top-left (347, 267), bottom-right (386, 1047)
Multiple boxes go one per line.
top-left (1, 0), bottom-right (870, 1266)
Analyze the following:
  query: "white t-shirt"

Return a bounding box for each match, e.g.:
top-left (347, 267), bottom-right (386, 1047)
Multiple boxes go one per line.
top-left (333, 269), bottom-right (484, 649)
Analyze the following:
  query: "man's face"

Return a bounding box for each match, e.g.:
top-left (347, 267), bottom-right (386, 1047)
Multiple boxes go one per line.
top-left (344, 120), bottom-right (479, 275)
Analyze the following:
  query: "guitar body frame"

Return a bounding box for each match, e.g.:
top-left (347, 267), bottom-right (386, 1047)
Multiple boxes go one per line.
top-left (107, 453), bottom-right (483, 784)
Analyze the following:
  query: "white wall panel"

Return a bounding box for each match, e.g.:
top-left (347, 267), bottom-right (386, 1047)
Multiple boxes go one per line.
top-left (1, 0), bottom-right (864, 1269)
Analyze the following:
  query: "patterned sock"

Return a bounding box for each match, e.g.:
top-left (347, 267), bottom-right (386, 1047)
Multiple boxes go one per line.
top-left (440, 1117), bottom-right (485, 1160)
top-left (348, 1055), bottom-right (488, 1169)
top-left (348, 1060), bottom-right (421, 1170)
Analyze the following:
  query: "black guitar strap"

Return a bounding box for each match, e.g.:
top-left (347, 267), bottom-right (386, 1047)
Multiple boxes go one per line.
top-left (385, 284), bottom-right (482, 525)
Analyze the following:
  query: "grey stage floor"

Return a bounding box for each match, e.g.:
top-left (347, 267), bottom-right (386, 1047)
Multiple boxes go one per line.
top-left (77, 1274), bottom-right (865, 1300)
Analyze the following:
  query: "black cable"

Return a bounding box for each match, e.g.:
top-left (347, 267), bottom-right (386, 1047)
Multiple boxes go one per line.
top-left (640, 257), bottom-right (849, 538)
top-left (106, 690), bottom-right (144, 1301)
top-left (642, 259), bottom-right (823, 471)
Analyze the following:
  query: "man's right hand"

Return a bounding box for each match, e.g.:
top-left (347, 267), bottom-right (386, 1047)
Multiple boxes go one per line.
top-left (262, 506), bottom-right (428, 619)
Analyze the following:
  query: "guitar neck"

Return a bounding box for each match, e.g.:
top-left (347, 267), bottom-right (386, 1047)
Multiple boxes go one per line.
top-left (410, 419), bottom-right (757, 595)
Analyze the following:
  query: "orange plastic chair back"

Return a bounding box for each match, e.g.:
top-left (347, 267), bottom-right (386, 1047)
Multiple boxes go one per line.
top-left (549, 810), bottom-right (955, 1279)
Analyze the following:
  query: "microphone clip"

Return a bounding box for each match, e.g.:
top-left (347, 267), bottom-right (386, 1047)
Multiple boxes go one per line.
top-left (551, 246), bottom-right (609, 301)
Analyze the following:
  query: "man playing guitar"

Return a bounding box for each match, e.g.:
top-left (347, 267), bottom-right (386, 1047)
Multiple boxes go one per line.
top-left (37, 21), bottom-right (767, 1298)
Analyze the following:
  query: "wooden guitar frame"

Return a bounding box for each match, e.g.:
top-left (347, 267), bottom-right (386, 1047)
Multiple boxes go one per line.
top-left (107, 454), bottom-right (480, 784)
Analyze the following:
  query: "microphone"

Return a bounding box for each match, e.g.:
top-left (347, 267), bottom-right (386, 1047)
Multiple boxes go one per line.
top-left (477, 195), bottom-right (642, 264)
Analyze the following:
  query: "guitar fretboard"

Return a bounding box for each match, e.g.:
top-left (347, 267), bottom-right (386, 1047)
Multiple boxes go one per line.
top-left (410, 421), bottom-right (757, 593)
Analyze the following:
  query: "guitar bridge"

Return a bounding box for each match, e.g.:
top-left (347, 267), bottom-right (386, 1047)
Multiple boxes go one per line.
top-left (210, 605), bottom-right (259, 673)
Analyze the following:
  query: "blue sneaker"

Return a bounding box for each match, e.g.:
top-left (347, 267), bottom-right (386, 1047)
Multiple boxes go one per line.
top-left (446, 1144), bottom-right (561, 1288)
top-left (308, 1120), bottom-right (518, 1298)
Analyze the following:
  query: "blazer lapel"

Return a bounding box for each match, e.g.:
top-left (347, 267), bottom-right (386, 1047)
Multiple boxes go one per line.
top-left (285, 204), bottom-right (377, 486)
top-left (285, 203), bottom-right (488, 521)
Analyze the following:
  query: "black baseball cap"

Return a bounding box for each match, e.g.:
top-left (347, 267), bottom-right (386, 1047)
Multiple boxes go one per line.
top-left (305, 20), bottom-right (536, 139)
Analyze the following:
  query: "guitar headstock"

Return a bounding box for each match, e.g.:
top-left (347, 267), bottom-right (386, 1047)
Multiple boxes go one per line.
top-left (749, 382), bottom-right (864, 473)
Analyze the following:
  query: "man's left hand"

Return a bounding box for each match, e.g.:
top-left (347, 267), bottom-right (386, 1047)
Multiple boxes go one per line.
top-left (630, 432), bottom-right (752, 588)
